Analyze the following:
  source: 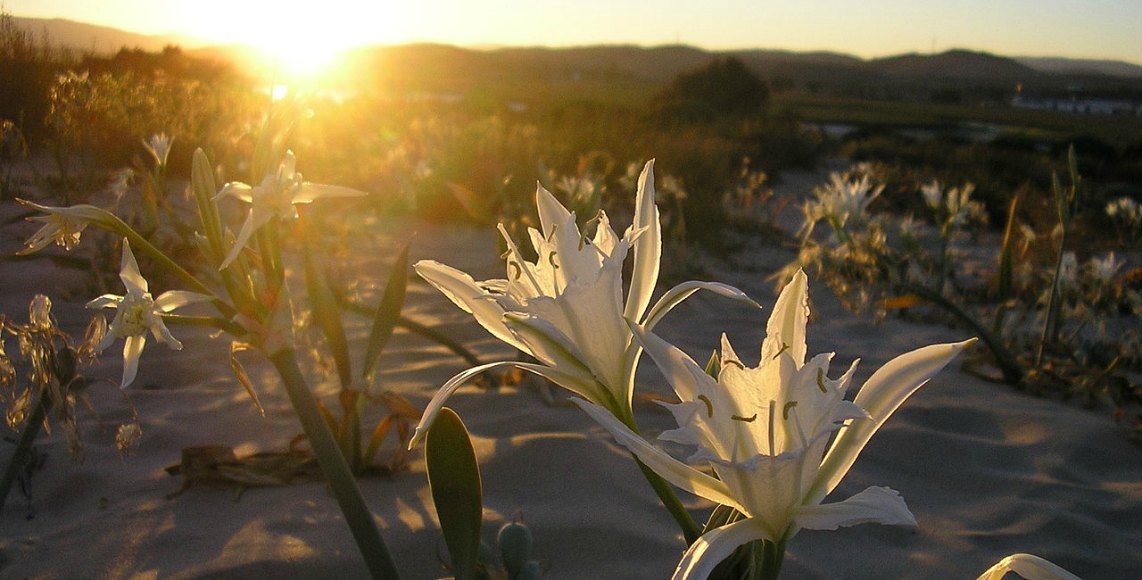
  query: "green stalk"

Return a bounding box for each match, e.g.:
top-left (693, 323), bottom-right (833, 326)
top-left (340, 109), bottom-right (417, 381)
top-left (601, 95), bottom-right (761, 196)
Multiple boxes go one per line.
top-left (758, 537), bottom-right (787, 580)
top-left (269, 349), bottom-right (400, 579)
top-left (0, 389), bottom-right (51, 512)
top-left (633, 456), bottom-right (701, 545)
top-left (615, 403), bottom-right (701, 545)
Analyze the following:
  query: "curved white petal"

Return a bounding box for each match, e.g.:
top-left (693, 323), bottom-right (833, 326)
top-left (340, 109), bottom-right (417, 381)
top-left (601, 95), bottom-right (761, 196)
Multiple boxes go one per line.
top-left (94, 319), bottom-right (117, 353)
top-left (409, 360), bottom-right (606, 448)
top-left (291, 183), bottom-right (367, 203)
top-left (414, 260), bottom-right (527, 353)
top-left (220, 208), bottom-right (274, 270)
top-left (793, 486), bottom-right (915, 531)
top-left (624, 159), bottom-right (661, 323)
top-left (535, 182), bottom-right (574, 238)
top-left (976, 553), bottom-right (1081, 580)
top-left (154, 290), bottom-right (212, 312)
top-left (571, 398), bottom-right (745, 513)
top-left (643, 280), bottom-right (759, 330)
top-left (761, 269), bottom-right (808, 366)
top-left (215, 181), bottom-right (254, 203)
top-left (149, 317), bottom-right (183, 350)
top-left (671, 518), bottom-right (772, 580)
top-left (502, 313), bottom-right (595, 382)
top-left (119, 240), bottom-right (148, 294)
top-left (811, 338), bottom-right (976, 501)
top-left (627, 319), bottom-right (717, 403)
top-left (120, 335), bottom-right (146, 389)
top-left (86, 294), bottom-right (123, 310)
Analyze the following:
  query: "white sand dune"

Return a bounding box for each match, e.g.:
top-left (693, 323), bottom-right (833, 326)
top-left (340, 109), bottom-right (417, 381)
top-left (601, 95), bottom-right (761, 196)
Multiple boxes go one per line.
top-left (1, 205), bottom-right (1139, 579)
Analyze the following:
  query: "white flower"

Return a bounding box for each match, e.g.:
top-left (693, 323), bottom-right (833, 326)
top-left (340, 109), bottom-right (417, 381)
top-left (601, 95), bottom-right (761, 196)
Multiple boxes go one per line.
top-left (976, 553), bottom-right (1081, 580)
top-left (16, 199), bottom-right (106, 255)
top-left (214, 150), bottom-right (366, 269)
top-left (86, 239), bottom-right (210, 388)
top-left (143, 133), bottom-right (174, 167)
top-left (804, 171), bottom-right (882, 236)
top-left (574, 270), bottom-right (973, 580)
top-left (1087, 252), bottom-right (1121, 284)
top-left (411, 160), bottom-right (755, 445)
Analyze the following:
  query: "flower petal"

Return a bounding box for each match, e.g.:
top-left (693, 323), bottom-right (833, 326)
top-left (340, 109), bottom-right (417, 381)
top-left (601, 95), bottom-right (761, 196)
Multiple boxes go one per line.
top-left (149, 317), bottom-right (183, 350)
top-left (120, 335), bottom-right (146, 389)
top-left (535, 182), bottom-right (574, 239)
top-left (811, 338), bottom-right (976, 501)
top-left (154, 290), bottom-right (213, 312)
top-left (502, 312), bottom-right (596, 384)
top-left (119, 240), bottom-right (148, 294)
top-left (624, 159), bottom-right (662, 323)
top-left (571, 398), bottom-right (745, 513)
top-left (627, 319), bottom-right (716, 403)
top-left (793, 486), bottom-right (915, 531)
top-left (414, 260), bottom-right (527, 353)
top-left (409, 360), bottom-right (603, 448)
top-left (86, 294), bottom-right (123, 310)
top-left (221, 207), bottom-right (275, 270)
top-left (291, 183), bottom-right (367, 203)
top-left (975, 553), bottom-right (1081, 580)
top-left (761, 269), bottom-right (808, 366)
top-left (643, 280), bottom-right (759, 330)
top-left (671, 518), bottom-right (772, 580)
top-left (214, 181), bottom-right (254, 203)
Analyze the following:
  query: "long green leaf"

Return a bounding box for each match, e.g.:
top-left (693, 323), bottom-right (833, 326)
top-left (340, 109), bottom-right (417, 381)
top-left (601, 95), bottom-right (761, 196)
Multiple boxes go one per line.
top-left (301, 226), bottom-right (353, 388)
top-left (363, 241), bottom-right (411, 383)
top-left (426, 407), bottom-right (482, 580)
top-left (997, 193), bottom-right (1020, 302)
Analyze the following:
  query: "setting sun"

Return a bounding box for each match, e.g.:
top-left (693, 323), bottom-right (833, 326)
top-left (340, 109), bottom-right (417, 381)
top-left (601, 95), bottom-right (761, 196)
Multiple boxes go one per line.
top-left (181, 1), bottom-right (403, 79)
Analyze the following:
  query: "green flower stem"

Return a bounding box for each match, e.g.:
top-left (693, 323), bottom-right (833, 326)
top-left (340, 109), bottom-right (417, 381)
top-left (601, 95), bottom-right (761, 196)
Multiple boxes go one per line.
top-left (0, 389), bottom-right (51, 512)
top-left (634, 455), bottom-right (701, 545)
top-left (758, 537), bottom-right (787, 580)
top-left (269, 348), bottom-right (400, 579)
top-left (617, 405), bottom-right (701, 545)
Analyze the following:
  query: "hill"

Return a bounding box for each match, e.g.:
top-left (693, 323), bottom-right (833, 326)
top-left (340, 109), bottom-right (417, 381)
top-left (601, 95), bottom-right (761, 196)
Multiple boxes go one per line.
top-left (11, 16), bottom-right (204, 54)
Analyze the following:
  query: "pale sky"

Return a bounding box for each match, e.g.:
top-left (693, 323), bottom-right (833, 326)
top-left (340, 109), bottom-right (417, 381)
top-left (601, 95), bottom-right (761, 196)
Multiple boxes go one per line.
top-left (8, 0), bottom-right (1142, 65)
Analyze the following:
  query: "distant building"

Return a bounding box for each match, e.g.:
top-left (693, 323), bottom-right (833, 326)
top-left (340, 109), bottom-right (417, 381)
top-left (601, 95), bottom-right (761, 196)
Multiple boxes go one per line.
top-left (1011, 94), bottom-right (1142, 116)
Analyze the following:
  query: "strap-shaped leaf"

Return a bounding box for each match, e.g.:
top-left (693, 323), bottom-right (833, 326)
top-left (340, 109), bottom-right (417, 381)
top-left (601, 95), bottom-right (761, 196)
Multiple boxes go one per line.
top-left (426, 407), bottom-right (483, 580)
top-left (228, 341), bottom-right (265, 417)
top-left (301, 227), bottom-right (352, 388)
top-left (363, 240), bottom-right (411, 383)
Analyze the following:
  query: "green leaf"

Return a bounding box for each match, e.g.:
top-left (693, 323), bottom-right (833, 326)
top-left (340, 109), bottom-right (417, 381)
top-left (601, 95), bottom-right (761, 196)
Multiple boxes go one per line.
top-left (301, 226), bottom-right (353, 388)
top-left (997, 193), bottom-right (1020, 302)
top-left (426, 407), bottom-right (483, 580)
top-left (363, 240), bottom-right (411, 383)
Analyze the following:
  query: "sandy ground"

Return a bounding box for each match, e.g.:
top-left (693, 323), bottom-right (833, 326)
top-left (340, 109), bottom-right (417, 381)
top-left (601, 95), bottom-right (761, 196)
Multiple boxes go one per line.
top-left (0, 188), bottom-right (1139, 579)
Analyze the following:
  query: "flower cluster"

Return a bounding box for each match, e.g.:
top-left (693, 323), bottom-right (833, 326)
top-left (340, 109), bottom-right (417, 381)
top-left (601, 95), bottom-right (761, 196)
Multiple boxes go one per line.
top-left (413, 161), bottom-right (979, 579)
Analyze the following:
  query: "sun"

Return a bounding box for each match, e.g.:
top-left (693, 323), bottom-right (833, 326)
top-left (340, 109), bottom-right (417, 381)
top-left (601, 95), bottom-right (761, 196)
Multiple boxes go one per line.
top-left (184, 2), bottom-right (402, 80)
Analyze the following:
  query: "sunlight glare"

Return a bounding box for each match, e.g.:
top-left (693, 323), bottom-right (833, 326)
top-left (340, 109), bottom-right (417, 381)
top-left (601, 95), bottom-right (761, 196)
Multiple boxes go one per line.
top-left (184, 1), bottom-right (402, 80)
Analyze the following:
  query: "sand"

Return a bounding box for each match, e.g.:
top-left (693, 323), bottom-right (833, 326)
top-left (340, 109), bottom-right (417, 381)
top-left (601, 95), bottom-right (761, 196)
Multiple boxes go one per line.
top-left (1, 194), bottom-right (1139, 580)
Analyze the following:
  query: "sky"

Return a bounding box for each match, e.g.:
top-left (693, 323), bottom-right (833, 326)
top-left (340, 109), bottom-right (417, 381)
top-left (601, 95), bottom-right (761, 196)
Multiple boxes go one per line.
top-left (8, 0), bottom-right (1142, 66)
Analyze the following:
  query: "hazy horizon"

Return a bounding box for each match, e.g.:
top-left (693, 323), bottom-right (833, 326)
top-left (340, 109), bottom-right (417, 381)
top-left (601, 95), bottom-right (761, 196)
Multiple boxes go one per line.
top-left (8, 1), bottom-right (1142, 67)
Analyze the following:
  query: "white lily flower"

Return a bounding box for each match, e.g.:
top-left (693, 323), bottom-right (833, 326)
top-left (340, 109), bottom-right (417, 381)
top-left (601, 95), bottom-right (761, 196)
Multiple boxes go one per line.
top-left (86, 239), bottom-right (211, 388)
top-left (976, 553), bottom-right (1081, 580)
top-left (1087, 252), bottom-right (1120, 284)
top-left (143, 133), bottom-right (174, 167)
top-left (573, 270), bottom-right (974, 580)
top-left (214, 150), bottom-right (366, 269)
top-left (411, 160), bottom-right (756, 445)
top-left (16, 199), bottom-right (106, 255)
